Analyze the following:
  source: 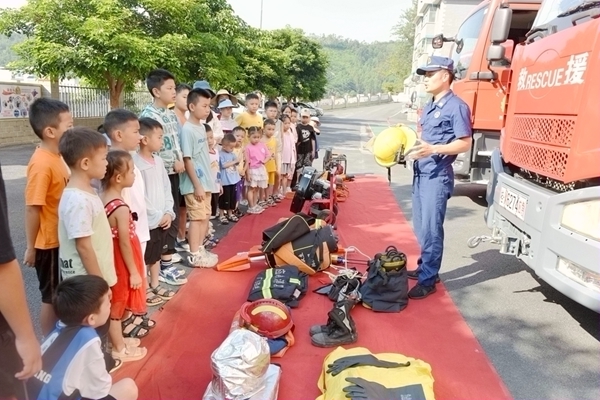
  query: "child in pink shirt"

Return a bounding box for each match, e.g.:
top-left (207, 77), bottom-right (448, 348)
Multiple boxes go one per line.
top-left (244, 127), bottom-right (270, 214)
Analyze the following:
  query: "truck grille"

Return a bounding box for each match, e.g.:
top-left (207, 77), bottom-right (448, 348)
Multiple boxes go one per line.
top-left (508, 116), bottom-right (575, 181)
top-left (512, 115), bottom-right (575, 146)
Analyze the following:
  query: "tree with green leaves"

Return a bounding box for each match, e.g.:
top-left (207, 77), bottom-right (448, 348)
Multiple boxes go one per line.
top-left (233, 28), bottom-right (290, 99)
top-left (268, 28), bottom-right (329, 102)
top-left (0, 0), bottom-right (247, 108)
top-left (384, 0), bottom-right (417, 91)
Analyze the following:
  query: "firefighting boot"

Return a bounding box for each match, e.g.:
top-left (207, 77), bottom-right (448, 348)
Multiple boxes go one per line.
top-left (309, 316), bottom-right (336, 337)
top-left (310, 276), bottom-right (361, 336)
top-left (310, 299), bottom-right (357, 347)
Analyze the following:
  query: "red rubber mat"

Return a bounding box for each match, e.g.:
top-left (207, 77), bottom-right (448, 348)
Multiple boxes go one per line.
top-left (115, 174), bottom-right (511, 399)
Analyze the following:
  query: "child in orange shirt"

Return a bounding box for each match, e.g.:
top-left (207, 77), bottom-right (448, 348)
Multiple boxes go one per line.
top-left (24, 98), bottom-right (73, 336)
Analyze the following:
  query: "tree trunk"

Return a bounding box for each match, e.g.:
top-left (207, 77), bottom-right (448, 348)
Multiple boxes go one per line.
top-left (106, 75), bottom-right (126, 109)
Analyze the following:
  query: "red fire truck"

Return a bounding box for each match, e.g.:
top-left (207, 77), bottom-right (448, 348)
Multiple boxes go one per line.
top-left (483, 0), bottom-right (600, 312)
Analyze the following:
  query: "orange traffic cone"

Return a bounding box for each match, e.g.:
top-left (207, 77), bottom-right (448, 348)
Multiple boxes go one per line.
top-left (216, 245), bottom-right (265, 271)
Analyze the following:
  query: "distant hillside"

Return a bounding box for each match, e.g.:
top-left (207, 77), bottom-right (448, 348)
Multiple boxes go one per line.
top-left (0, 33), bottom-right (24, 67)
top-left (314, 34), bottom-right (403, 96)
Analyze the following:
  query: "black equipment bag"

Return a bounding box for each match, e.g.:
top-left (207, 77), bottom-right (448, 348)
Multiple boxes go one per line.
top-left (360, 254), bottom-right (408, 313)
top-left (261, 212), bottom-right (315, 253)
top-left (247, 265), bottom-right (309, 308)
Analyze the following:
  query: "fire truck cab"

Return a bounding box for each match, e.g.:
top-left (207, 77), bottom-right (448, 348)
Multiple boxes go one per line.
top-left (432, 0), bottom-right (540, 183)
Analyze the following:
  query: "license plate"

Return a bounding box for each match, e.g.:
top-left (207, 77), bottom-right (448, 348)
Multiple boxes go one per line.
top-left (499, 186), bottom-right (527, 220)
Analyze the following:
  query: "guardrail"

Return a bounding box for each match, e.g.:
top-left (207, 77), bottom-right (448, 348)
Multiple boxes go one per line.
top-left (314, 93), bottom-right (392, 110)
top-left (53, 86), bottom-right (395, 118)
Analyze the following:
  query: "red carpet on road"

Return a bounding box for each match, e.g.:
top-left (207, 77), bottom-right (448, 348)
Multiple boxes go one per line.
top-left (115, 174), bottom-right (511, 399)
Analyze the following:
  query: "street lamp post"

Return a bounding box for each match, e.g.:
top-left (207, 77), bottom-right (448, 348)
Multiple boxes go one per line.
top-left (260, 0), bottom-right (264, 29)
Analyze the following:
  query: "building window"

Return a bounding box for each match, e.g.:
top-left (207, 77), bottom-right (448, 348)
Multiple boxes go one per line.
top-left (428, 6), bottom-right (437, 23)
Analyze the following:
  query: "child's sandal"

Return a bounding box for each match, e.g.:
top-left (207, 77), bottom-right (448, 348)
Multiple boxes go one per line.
top-left (122, 322), bottom-right (149, 339)
top-left (219, 215), bottom-right (229, 225)
top-left (227, 214), bottom-right (239, 222)
top-left (122, 313), bottom-right (156, 330)
top-left (150, 284), bottom-right (175, 301)
top-left (145, 288), bottom-right (164, 307)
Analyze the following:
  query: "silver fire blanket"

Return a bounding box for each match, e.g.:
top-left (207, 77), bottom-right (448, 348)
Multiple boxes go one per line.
top-left (202, 329), bottom-right (272, 400)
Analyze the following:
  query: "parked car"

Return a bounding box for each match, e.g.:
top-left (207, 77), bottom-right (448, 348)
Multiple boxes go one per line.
top-left (282, 101), bottom-right (324, 117)
top-left (298, 102), bottom-right (324, 117)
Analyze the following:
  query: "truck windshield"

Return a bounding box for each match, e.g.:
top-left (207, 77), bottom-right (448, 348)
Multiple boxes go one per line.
top-left (451, 6), bottom-right (489, 80)
top-left (532, 0), bottom-right (588, 29)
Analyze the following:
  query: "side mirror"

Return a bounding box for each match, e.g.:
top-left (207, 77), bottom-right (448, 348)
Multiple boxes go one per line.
top-left (501, 39), bottom-right (515, 62)
top-left (487, 44), bottom-right (506, 62)
top-left (491, 7), bottom-right (512, 43)
top-left (432, 34), bottom-right (456, 49)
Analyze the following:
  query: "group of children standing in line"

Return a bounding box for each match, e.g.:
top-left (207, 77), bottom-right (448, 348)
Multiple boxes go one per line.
top-left (0, 67), bottom-right (321, 400)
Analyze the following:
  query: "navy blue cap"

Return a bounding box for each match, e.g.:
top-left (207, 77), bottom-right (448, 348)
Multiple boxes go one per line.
top-left (192, 80), bottom-right (216, 97)
top-left (416, 56), bottom-right (454, 75)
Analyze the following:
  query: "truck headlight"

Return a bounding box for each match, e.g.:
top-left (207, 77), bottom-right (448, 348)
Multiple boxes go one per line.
top-left (561, 200), bottom-right (600, 241)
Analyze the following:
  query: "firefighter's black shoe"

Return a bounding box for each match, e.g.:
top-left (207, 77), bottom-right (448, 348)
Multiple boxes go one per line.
top-left (408, 284), bottom-right (437, 300)
top-left (309, 319), bottom-right (336, 336)
top-left (311, 300), bottom-right (357, 347)
top-left (407, 269), bottom-right (440, 283)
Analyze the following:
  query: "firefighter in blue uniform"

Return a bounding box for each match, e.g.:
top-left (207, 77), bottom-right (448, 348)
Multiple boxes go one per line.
top-left (407, 56), bottom-right (473, 299)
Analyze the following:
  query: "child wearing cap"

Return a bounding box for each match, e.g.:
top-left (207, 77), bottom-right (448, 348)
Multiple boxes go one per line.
top-left (218, 99), bottom-right (236, 135)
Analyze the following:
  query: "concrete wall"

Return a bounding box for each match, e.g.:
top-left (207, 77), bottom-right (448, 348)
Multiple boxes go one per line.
top-left (0, 117), bottom-right (104, 147)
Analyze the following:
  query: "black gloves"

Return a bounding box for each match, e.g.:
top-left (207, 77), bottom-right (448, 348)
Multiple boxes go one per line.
top-left (343, 378), bottom-right (426, 400)
top-left (326, 355), bottom-right (410, 376)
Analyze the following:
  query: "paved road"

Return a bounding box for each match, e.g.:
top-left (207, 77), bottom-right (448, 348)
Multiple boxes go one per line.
top-left (2, 103), bottom-right (599, 399)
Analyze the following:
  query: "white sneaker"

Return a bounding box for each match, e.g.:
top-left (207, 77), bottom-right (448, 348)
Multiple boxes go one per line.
top-left (188, 250), bottom-right (218, 268)
top-left (158, 266), bottom-right (188, 286)
top-left (240, 199), bottom-right (248, 206)
top-left (175, 238), bottom-right (190, 252)
top-left (171, 253), bottom-right (183, 264)
top-left (247, 206), bottom-right (263, 214)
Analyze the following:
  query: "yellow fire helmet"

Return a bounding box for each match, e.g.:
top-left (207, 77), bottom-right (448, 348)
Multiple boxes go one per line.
top-left (372, 125), bottom-right (418, 168)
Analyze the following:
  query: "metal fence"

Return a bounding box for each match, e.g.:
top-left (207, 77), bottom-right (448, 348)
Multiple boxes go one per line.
top-left (59, 86), bottom-right (151, 118)
top-left (59, 85), bottom-right (391, 118)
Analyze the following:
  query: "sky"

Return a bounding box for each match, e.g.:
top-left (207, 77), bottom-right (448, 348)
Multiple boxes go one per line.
top-left (0, 0), bottom-right (411, 43)
top-left (227, 0), bottom-right (410, 42)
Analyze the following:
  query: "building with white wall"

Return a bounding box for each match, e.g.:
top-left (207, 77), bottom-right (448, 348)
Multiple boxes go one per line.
top-left (404, 0), bottom-right (480, 117)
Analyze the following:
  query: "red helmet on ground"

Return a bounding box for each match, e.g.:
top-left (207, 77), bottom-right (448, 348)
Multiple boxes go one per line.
top-left (239, 299), bottom-right (294, 339)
